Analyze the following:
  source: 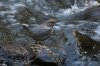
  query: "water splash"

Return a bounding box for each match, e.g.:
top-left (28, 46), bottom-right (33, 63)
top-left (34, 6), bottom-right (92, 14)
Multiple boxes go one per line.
top-left (85, 0), bottom-right (100, 7)
top-left (56, 0), bottom-right (100, 17)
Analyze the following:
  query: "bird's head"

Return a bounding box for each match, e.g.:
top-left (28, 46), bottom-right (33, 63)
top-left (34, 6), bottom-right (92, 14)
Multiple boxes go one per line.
top-left (44, 19), bottom-right (56, 27)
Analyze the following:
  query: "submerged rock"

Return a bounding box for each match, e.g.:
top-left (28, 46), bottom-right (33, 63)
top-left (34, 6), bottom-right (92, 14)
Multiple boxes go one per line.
top-left (74, 31), bottom-right (100, 60)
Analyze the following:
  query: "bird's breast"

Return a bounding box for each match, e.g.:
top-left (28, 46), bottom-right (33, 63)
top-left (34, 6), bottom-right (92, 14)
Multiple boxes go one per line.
top-left (30, 26), bottom-right (53, 41)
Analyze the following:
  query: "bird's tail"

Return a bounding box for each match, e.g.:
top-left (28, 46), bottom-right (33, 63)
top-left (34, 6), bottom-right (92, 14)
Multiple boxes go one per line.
top-left (21, 24), bottom-right (29, 31)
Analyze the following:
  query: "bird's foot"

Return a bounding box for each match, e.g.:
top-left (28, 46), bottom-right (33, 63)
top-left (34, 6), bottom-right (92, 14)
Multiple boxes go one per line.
top-left (35, 41), bottom-right (42, 45)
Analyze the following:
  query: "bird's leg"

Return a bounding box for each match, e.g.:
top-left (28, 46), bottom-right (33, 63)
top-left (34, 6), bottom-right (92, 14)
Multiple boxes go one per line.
top-left (35, 41), bottom-right (41, 44)
top-left (38, 41), bottom-right (42, 45)
top-left (35, 41), bottom-right (38, 44)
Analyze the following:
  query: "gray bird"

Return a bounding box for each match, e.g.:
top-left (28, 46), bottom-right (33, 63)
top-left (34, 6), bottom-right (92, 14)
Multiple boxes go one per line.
top-left (22, 19), bottom-right (56, 44)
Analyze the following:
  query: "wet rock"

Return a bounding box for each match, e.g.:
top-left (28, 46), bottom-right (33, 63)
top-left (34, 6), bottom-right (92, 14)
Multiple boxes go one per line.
top-left (25, 47), bottom-right (66, 66)
top-left (74, 31), bottom-right (100, 59)
top-left (25, 58), bottom-right (58, 66)
top-left (0, 44), bottom-right (33, 61)
top-left (7, 23), bottom-right (22, 33)
top-left (0, 42), bottom-right (37, 66)
top-left (0, 26), bottom-right (15, 45)
top-left (25, 44), bottom-right (60, 66)
top-left (0, 44), bottom-right (27, 55)
top-left (14, 3), bottom-right (52, 24)
top-left (0, 59), bottom-right (7, 66)
top-left (31, 37), bottom-right (67, 65)
top-left (38, 49), bottom-right (54, 63)
top-left (15, 5), bottom-right (34, 24)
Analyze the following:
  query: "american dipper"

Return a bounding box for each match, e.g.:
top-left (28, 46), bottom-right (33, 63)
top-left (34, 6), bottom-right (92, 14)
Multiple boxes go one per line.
top-left (22, 19), bottom-right (56, 44)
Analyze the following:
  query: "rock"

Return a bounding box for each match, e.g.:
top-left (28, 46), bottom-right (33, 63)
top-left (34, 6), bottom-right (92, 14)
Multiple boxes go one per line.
top-left (74, 31), bottom-right (100, 59)
top-left (15, 5), bottom-right (34, 24)
top-left (0, 44), bottom-right (34, 63)
top-left (25, 58), bottom-right (58, 66)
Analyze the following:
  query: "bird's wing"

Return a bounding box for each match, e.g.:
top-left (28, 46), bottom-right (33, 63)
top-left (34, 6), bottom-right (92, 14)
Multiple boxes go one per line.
top-left (22, 24), bottom-right (38, 31)
top-left (29, 26), bottom-right (52, 37)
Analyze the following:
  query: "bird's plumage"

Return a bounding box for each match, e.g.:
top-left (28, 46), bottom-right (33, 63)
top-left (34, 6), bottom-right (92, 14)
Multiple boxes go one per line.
top-left (22, 19), bottom-right (56, 43)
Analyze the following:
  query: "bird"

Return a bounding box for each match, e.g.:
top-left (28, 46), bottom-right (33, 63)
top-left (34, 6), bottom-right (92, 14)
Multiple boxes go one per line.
top-left (21, 19), bottom-right (57, 44)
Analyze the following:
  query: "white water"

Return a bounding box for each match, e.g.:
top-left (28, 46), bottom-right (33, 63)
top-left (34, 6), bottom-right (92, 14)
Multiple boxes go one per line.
top-left (41, 0), bottom-right (100, 21)
top-left (57, 0), bottom-right (100, 16)
top-left (0, 0), bottom-right (99, 28)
